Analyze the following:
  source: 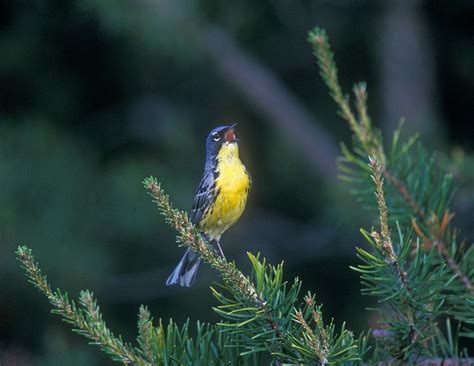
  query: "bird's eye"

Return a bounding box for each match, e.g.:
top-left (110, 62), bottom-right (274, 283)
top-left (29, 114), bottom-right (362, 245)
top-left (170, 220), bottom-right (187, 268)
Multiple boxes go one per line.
top-left (212, 132), bottom-right (220, 141)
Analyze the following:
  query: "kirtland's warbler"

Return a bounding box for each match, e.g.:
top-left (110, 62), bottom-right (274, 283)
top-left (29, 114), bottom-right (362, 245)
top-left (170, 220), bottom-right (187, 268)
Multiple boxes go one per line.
top-left (166, 124), bottom-right (251, 287)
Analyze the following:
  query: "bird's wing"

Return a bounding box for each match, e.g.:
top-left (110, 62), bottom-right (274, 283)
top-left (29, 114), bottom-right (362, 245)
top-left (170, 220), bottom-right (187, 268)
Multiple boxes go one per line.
top-left (189, 170), bottom-right (216, 225)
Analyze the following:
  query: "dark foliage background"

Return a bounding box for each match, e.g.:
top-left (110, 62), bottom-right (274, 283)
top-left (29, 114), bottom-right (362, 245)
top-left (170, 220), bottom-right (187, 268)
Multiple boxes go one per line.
top-left (1, 1), bottom-right (473, 364)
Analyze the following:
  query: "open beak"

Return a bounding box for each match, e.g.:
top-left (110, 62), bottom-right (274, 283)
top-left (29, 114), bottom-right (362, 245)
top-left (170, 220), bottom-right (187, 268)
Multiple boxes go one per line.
top-left (224, 123), bottom-right (239, 142)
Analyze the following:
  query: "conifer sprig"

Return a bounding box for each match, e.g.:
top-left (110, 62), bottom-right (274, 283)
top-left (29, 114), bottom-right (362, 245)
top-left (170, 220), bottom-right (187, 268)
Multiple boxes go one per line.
top-left (369, 157), bottom-right (396, 264)
top-left (308, 25), bottom-right (473, 306)
top-left (16, 245), bottom-right (150, 365)
top-left (143, 176), bottom-right (261, 305)
top-left (307, 29), bottom-right (359, 136)
top-left (308, 28), bottom-right (385, 164)
top-left (16, 246), bottom-right (262, 365)
top-left (137, 306), bottom-right (155, 362)
top-left (350, 158), bottom-right (450, 361)
top-left (292, 293), bottom-right (330, 363)
top-left (309, 24), bottom-right (474, 360)
top-left (143, 177), bottom-right (359, 364)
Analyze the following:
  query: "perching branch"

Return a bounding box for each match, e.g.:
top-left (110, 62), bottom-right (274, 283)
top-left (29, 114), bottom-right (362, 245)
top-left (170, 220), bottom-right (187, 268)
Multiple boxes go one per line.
top-left (143, 177), bottom-right (288, 359)
top-left (143, 176), bottom-right (262, 306)
top-left (143, 177), bottom-right (358, 364)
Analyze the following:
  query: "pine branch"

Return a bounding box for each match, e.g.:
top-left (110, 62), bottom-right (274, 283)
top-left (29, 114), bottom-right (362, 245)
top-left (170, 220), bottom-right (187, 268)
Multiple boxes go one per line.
top-left (16, 246), bottom-right (264, 364)
top-left (16, 245), bottom-right (149, 365)
top-left (383, 169), bottom-right (426, 219)
top-left (384, 158), bottom-right (473, 295)
top-left (351, 158), bottom-right (448, 361)
top-left (308, 27), bottom-right (473, 297)
top-left (143, 177), bottom-right (286, 358)
top-left (353, 83), bottom-right (371, 136)
top-left (137, 306), bottom-right (155, 362)
top-left (144, 177), bottom-right (359, 364)
top-left (309, 26), bottom-right (474, 355)
top-left (292, 294), bottom-right (330, 363)
top-left (385, 139), bottom-right (473, 295)
top-left (308, 28), bottom-right (385, 165)
top-left (442, 247), bottom-right (473, 294)
top-left (143, 177), bottom-right (262, 306)
top-left (309, 26), bottom-right (474, 357)
top-left (367, 158), bottom-right (429, 304)
top-left (308, 29), bottom-right (359, 136)
top-left (368, 157), bottom-right (414, 329)
top-left (412, 212), bottom-right (474, 294)
top-left (369, 157), bottom-right (397, 265)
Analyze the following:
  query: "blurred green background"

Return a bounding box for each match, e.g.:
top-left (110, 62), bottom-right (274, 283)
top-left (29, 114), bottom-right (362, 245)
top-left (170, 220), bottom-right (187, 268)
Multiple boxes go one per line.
top-left (1, 0), bottom-right (473, 364)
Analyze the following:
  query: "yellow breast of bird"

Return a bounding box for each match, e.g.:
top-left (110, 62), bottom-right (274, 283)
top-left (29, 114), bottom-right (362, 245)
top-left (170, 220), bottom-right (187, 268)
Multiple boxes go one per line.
top-left (199, 143), bottom-right (250, 238)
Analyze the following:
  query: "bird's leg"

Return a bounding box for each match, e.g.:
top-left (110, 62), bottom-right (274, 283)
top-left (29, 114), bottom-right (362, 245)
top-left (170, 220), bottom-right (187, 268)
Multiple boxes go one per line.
top-left (216, 239), bottom-right (226, 259)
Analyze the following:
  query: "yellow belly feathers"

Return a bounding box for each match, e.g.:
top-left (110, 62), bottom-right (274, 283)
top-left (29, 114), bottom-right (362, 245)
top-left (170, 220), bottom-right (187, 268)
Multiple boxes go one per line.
top-left (198, 142), bottom-right (250, 239)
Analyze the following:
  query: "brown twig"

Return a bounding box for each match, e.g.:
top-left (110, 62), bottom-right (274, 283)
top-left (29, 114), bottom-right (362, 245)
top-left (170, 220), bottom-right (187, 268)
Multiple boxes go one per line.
top-left (384, 168), bottom-right (473, 293)
top-left (412, 211), bottom-right (473, 294)
top-left (440, 245), bottom-right (473, 293)
top-left (383, 168), bottom-right (425, 219)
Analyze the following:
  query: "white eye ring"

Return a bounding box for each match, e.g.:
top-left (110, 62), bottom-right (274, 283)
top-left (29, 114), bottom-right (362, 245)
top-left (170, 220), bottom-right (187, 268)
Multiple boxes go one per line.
top-left (212, 133), bottom-right (220, 141)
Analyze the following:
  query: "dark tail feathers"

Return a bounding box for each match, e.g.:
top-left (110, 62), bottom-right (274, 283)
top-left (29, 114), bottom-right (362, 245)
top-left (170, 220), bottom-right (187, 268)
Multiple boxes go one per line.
top-left (166, 248), bottom-right (201, 287)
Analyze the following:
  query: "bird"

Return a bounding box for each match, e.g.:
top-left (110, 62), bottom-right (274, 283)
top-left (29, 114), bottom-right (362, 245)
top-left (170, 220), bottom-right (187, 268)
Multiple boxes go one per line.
top-left (166, 124), bottom-right (251, 287)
